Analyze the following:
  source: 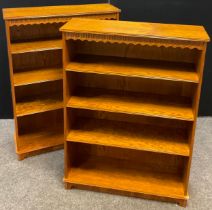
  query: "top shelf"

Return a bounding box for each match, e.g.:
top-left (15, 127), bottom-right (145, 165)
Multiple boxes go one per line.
top-left (66, 55), bottom-right (199, 83)
top-left (11, 39), bottom-right (62, 54)
top-left (3, 4), bottom-right (120, 20)
top-left (60, 18), bottom-right (210, 42)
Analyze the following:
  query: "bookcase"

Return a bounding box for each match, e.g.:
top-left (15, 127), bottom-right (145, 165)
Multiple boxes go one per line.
top-left (61, 18), bottom-right (209, 206)
top-left (3, 4), bottom-right (120, 160)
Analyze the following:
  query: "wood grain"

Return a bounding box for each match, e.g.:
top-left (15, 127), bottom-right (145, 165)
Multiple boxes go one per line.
top-left (16, 93), bottom-right (63, 117)
top-left (3, 4), bottom-right (120, 20)
top-left (61, 18), bottom-right (210, 42)
top-left (13, 50), bottom-right (62, 72)
top-left (66, 54), bottom-right (198, 83)
top-left (10, 23), bottom-right (63, 43)
top-left (74, 40), bottom-right (199, 64)
top-left (67, 88), bottom-right (194, 121)
top-left (68, 143), bottom-right (186, 174)
top-left (14, 68), bottom-right (63, 86)
top-left (67, 117), bottom-right (189, 156)
top-left (11, 39), bottom-right (62, 54)
top-left (18, 130), bottom-right (63, 154)
top-left (65, 156), bottom-right (186, 200)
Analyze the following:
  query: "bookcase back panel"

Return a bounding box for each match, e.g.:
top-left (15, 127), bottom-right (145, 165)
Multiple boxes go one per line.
top-left (66, 108), bottom-right (191, 158)
top-left (72, 109), bottom-right (191, 130)
top-left (68, 72), bottom-right (195, 98)
top-left (72, 40), bottom-right (200, 64)
top-left (18, 109), bottom-right (63, 135)
top-left (68, 142), bottom-right (186, 176)
top-left (13, 50), bottom-right (62, 72)
top-left (10, 23), bottom-right (63, 43)
top-left (15, 80), bottom-right (62, 101)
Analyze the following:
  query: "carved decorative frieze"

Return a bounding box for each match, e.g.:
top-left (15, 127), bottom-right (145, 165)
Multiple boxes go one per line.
top-left (65, 32), bottom-right (204, 50)
top-left (8, 13), bottom-right (118, 27)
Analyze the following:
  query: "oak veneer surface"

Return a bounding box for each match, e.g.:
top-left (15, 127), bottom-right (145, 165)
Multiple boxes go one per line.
top-left (67, 117), bottom-right (189, 156)
top-left (14, 68), bottom-right (63, 86)
top-left (3, 4), bottom-right (120, 20)
top-left (16, 93), bottom-right (63, 117)
top-left (65, 156), bottom-right (185, 200)
top-left (11, 39), bottom-right (62, 54)
top-left (18, 130), bottom-right (63, 154)
top-left (66, 54), bottom-right (198, 83)
top-left (67, 88), bottom-right (194, 121)
top-left (60, 18), bottom-right (210, 42)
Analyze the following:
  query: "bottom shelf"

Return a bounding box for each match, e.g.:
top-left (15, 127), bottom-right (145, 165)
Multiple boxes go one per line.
top-left (65, 156), bottom-right (186, 200)
top-left (17, 130), bottom-right (63, 154)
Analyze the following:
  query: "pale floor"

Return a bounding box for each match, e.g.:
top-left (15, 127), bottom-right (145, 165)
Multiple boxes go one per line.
top-left (0, 118), bottom-right (212, 210)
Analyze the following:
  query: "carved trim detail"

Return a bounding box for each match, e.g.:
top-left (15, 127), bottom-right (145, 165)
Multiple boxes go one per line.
top-left (65, 32), bottom-right (204, 49)
top-left (8, 13), bottom-right (118, 26)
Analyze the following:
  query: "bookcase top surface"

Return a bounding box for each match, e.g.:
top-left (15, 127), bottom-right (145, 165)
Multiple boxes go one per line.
top-left (3, 3), bottom-right (120, 20)
top-left (60, 18), bottom-right (210, 42)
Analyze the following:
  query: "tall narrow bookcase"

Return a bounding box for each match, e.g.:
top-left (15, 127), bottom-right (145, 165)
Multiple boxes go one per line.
top-left (3, 4), bottom-right (120, 160)
top-left (61, 18), bottom-right (209, 206)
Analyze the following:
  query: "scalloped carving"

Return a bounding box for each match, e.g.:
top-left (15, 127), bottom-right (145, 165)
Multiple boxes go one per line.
top-left (65, 32), bottom-right (205, 50)
top-left (8, 13), bottom-right (118, 26)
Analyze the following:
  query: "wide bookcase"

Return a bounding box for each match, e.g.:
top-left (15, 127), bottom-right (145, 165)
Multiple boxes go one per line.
top-left (61, 18), bottom-right (209, 206)
top-left (3, 4), bottom-right (120, 160)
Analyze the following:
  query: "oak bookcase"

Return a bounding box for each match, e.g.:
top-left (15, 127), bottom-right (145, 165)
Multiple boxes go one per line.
top-left (3, 4), bottom-right (120, 160)
top-left (61, 18), bottom-right (209, 206)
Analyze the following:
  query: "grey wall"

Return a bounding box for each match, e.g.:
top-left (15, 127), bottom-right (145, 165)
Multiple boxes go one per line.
top-left (0, 0), bottom-right (211, 118)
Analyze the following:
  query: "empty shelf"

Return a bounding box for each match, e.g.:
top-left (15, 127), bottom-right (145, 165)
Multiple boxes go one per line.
top-left (67, 118), bottom-right (190, 156)
top-left (11, 39), bottom-right (62, 54)
top-left (67, 88), bottom-right (194, 121)
top-left (17, 130), bottom-right (63, 154)
top-left (65, 156), bottom-right (186, 200)
top-left (16, 94), bottom-right (63, 117)
top-left (66, 55), bottom-right (198, 83)
top-left (14, 68), bottom-right (63, 86)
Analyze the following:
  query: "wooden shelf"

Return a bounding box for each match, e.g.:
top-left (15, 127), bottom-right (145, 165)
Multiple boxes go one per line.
top-left (16, 93), bottom-right (63, 117)
top-left (67, 88), bottom-right (194, 121)
top-left (67, 118), bottom-right (189, 156)
top-left (66, 55), bottom-right (198, 83)
top-left (65, 156), bottom-right (186, 200)
top-left (3, 4), bottom-right (120, 20)
top-left (14, 68), bottom-right (63, 86)
top-left (18, 130), bottom-right (63, 154)
top-left (11, 39), bottom-right (62, 54)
